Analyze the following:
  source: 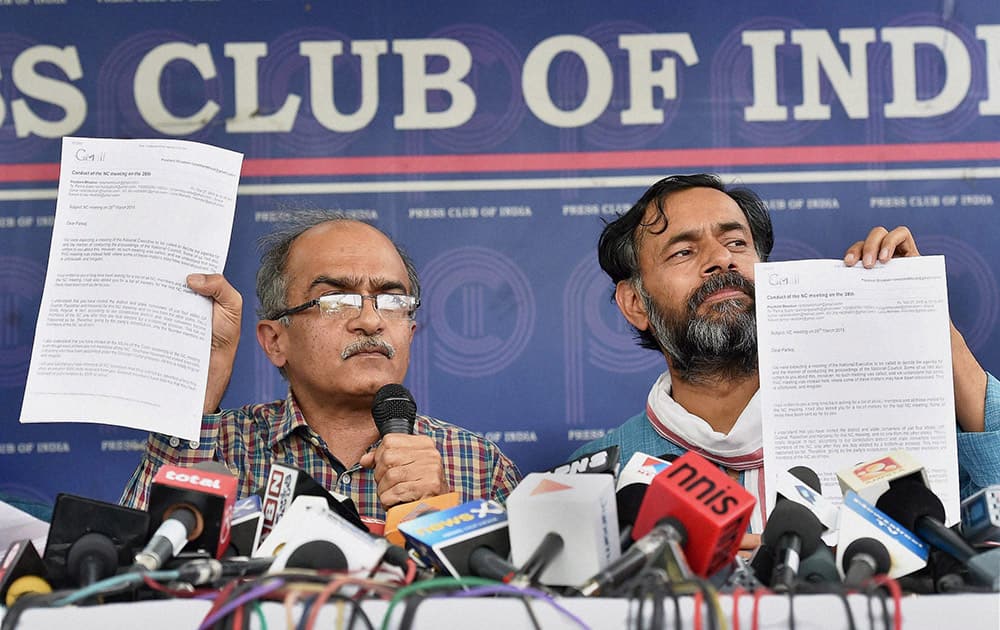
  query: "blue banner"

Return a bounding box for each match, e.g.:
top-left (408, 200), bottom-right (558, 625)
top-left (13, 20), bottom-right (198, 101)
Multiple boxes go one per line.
top-left (2, 0), bottom-right (999, 509)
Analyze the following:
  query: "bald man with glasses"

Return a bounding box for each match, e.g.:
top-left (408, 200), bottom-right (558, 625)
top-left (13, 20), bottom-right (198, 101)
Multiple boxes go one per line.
top-left (121, 214), bottom-right (520, 529)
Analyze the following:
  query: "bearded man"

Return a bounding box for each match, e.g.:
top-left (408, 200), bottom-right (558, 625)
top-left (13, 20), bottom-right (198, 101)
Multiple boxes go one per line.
top-left (570, 174), bottom-right (1000, 550)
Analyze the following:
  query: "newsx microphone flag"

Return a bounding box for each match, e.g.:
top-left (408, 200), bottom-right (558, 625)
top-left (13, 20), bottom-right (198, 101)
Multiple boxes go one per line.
top-left (398, 499), bottom-right (511, 579)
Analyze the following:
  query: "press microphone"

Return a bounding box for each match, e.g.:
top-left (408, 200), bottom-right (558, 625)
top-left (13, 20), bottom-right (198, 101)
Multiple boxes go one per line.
top-left (773, 466), bottom-right (839, 543)
top-left (43, 493), bottom-right (149, 588)
top-left (630, 451), bottom-right (755, 578)
top-left (256, 462), bottom-right (365, 548)
top-left (258, 496), bottom-right (407, 574)
top-left (835, 491), bottom-right (929, 581)
top-left (615, 453), bottom-right (675, 533)
top-left (875, 476), bottom-right (980, 568)
top-left (837, 450), bottom-right (928, 512)
top-left (576, 517), bottom-right (690, 597)
top-left (133, 462), bottom-right (237, 571)
top-left (398, 499), bottom-right (512, 579)
top-left (961, 485), bottom-right (1000, 544)
top-left (505, 472), bottom-right (620, 586)
top-left (842, 537), bottom-right (892, 588)
top-left (383, 493), bottom-right (461, 547)
top-left (228, 495), bottom-right (264, 556)
top-left (761, 500), bottom-right (825, 592)
top-left (0, 540), bottom-right (50, 607)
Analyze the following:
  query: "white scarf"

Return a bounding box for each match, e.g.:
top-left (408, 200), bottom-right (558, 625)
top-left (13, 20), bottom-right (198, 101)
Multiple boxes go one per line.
top-left (645, 370), bottom-right (768, 532)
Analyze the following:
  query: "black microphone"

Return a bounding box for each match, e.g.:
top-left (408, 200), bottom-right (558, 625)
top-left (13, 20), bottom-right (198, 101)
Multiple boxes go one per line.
top-left (372, 383), bottom-right (417, 436)
top-left (876, 477), bottom-right (981, 570)
top-left (842, 537), bottom-right (892, 588)
top-left (762, 500), bottom-right (825, 592)
top-left (42, 494), bottom-right (149, 588)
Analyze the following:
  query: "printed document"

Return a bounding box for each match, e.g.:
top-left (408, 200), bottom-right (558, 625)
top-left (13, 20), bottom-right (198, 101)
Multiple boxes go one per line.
top-left (19, 137), bottom-right (242, 440)
top-left (756, 256), bottom-right (959, 523)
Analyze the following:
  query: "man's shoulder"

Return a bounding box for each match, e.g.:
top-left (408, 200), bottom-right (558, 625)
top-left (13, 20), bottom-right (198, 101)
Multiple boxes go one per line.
top-left (569, 410), bottom-right (650, 459)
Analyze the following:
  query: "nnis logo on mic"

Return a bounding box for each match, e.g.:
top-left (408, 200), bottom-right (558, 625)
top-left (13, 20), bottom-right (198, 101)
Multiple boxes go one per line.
top-left (664, 460), bottom-right (743, 515)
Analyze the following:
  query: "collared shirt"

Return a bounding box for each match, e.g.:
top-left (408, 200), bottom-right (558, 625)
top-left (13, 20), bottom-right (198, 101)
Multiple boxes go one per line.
top-left (120, 390), bottom-right (522, 525)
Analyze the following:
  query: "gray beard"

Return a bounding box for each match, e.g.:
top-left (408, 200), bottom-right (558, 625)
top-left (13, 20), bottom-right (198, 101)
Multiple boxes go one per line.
top-left (640, 272), bottom-right (759, 385)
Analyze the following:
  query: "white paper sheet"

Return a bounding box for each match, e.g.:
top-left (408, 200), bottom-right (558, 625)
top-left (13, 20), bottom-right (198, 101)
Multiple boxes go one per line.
top-left (756, 256), bottom-right (959, 523)
top-left (19, 137), bottom-right (243, 440)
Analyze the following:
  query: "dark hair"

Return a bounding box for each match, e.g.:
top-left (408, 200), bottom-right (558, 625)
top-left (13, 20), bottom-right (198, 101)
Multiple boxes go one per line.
top-left (597, 173), bottom-right (774, 350)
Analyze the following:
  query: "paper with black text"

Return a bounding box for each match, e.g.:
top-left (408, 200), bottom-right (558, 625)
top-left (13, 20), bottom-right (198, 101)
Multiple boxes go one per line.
top-left (19, 137), bottom-right (242, 440)
top-left (756, 256), bottom-right (959, 524)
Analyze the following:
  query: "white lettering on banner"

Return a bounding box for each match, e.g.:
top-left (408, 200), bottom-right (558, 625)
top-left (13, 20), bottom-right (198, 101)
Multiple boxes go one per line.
top-left (35, 442), bottom-right (69, 453)
top-left (503, 431), bottom-right (538, 442)
top-left (6, 24), bottom-right (1000, 137)
top-left (164, 469), bottom-right (222, 489)
top-left (568, 429), bottom-right (606, 441)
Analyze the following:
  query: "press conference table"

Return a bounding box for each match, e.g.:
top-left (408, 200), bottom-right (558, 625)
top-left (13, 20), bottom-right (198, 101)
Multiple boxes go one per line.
top-left (5, 592), bottom-right (999, 629)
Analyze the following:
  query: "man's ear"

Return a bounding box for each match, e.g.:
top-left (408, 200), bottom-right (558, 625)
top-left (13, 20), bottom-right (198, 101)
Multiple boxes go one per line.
top-left (615, 279), bottom-right (650, 333)
top-left (256, 320), bottom-right (288, 369)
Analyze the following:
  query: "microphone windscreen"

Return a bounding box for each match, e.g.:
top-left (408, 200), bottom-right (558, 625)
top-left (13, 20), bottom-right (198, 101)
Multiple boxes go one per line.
top-left (876, 481), bottom-right (946, 532)
top-left (372, 384), bottom-right (416, 435)
top-left (788, 466), bottom-right (821, 493)
top-left (761, 501), bottom-right (824, 558)
top-left (842, 537), bottom-right (891, 574)
top-left (285, 540), bottom-right (349, 571)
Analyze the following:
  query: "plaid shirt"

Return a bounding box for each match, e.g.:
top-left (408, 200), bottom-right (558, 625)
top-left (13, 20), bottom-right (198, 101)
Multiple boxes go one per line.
top-left (120, 390), bottom-right (522, 526)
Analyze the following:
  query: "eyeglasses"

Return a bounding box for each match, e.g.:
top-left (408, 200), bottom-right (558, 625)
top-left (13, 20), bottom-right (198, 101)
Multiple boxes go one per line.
top-left (274, 293), bottom-right (420, 321)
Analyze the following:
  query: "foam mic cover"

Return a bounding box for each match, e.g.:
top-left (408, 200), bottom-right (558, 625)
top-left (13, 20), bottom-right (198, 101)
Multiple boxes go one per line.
top-left (842, 537), bottom-right (892, 588)
top-left (761, 500), bottom-right (825, 591)
top-left (773, 466), bottom-right (839, 545)
top-left (42, 493), bottom-right (149, 588)
top-left (383, 492), bottom-right (461, 546)
top-left (632, 451), bottom-right (755, 577)
top-left (371, 383), bottom-right (416, 436)
top-left (876, 477), bottom-right (978, 566)
top-left (506, 472), bottom-right (620, 586)
top-left (138, 462), bottom-right (238, 569)
top-left (835, 491), bottom-right (929, 580)
top-left (398, 499), bottom-right (511, 578)
top-left (546, 445), bottom-right (621, 476)
top-left (257, 462), bottom-right (365, 547)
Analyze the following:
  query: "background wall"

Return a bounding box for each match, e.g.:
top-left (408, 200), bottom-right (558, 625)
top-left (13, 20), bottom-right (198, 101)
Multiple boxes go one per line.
top-left (2, 0), bottom-right (999, 508)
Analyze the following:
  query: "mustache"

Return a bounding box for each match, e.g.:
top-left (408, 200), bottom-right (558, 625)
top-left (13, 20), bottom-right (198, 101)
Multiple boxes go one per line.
top-left (687, 271), bottom-right (755, 310)
top-left (341, 337), bottom-right (396, 360)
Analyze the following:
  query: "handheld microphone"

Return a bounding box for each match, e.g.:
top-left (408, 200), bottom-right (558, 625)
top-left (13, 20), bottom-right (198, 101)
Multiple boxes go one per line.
top-left (134, 462), bottom-right (237, 571)
top-left (257, 462), bottom-right (365, 548)
top-left (371, 383), bottom-right (417, 436)
top-left (370, 383), bottom-right (462, 544)
top-left (42, 493), bottom-right (149, 588)
top-left (631, 451), bottom-right (755, 578)
top-left (505, 472), bottom-right (620, 587)
top-left (398, 499), bottom-right (511, 579)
